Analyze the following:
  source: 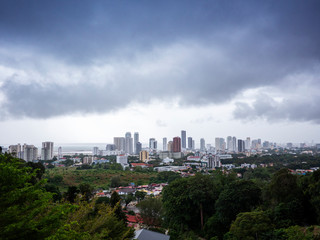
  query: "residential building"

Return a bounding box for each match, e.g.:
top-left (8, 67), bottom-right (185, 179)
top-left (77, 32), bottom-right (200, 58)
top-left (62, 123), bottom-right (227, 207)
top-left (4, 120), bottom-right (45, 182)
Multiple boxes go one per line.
top-left (149, 138), bottom-right (157, 150)
top-left (173, 137), bottom-right (181, 152)
top-left (238, 139), bottom-right (245, 153)
top-left (139, 150), bottom-right (149, 162)
top-left (181, 130), bottom-right (186, 149)
top-left (114, 137), bottom-right (125, 151)
top-left (163, 137), bottom-right (167, 151)
top-left (9, 144), bottom-right (22, 158)
top-left (167, 141), bottom-right (173, 152)
top-left (125, 132), bottom-right (133, 154)
top-left (134, 132), bottom-right (139, 154)
top-left (22, 144), bottom-right (38, 162)
top-left (200, 138), bottom-right (205, 152)
top-left (93, 147), bottom-right (99, 156)
top-left (188, 137), bottom-right (193, 150)
top-left (41, 141), bottom-right (54, 160)
top-left (136, 142), bottom-right (142, 155)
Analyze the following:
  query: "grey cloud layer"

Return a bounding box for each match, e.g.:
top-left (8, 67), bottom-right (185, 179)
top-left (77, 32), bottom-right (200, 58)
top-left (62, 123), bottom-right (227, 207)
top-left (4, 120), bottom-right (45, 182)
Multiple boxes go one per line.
top-left (0, 0), bottom-right (320, 122)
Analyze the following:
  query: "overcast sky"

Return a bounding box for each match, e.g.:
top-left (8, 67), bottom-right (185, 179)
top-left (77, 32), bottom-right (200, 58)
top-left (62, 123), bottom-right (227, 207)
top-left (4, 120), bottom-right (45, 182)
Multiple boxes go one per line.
top-left (0, 0), bottom-right (319, 147)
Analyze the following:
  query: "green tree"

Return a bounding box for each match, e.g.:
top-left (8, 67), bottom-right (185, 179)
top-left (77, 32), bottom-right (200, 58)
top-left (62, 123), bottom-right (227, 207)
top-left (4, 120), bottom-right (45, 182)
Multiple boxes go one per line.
top-left (110, 191), bottom-right (126, 221)
top-left (0, 153), bottom-right (74, 239)
top-left (137, 197), bottom-right (164, 227)
top-left (48, 200), bottom-right (134, 240)
top-left (229, 211), bottom-right (273, 240)
top-left (110, 175), bottom-right (121, 188)
top-left (79, 183), bottom-right (94, 202)
top-left (162, 174), bottom-right (220, 233)
top-left (135, 191), bottom-right (147, 202)
top-left (65, 186), bottom-right (79, 203)
top-left (268, 168), bottom-right (300, 204)
top-left (212, 180), bottom-right (261, 237)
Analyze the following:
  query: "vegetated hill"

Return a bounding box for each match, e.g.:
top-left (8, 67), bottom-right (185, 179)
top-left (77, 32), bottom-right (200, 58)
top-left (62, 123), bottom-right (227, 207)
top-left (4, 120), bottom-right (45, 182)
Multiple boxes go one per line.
top-left (44, 167), bottom-right (157, 191)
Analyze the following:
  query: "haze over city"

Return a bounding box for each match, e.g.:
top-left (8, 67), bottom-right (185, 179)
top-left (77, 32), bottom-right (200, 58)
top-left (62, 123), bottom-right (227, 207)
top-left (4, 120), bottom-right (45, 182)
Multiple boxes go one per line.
top-left (0, 0), bottom-right (319, 145)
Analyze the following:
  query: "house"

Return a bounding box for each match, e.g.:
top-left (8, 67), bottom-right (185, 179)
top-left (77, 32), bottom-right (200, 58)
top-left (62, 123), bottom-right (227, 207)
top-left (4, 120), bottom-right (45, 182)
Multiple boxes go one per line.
top-left (134, 229), bottom-right (170, 240)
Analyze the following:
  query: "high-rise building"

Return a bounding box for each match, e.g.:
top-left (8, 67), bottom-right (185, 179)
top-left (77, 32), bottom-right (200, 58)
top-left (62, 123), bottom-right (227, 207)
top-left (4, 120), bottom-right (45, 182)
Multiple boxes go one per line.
top-left (41, 141), bottom-right (54, 160)
top-left (58, 146), bottom-right (62, 159)
top-left (93, 147), bottom-right (99, 156)
top-left (163, 137), bottom-right (167, 151)
top-left (136, 142), bottom-right (142, 154)
top-left (22, 144), bottom-right (38, 162)
top-left (192, 140), bottom-right (195, 150)
top-left (208, 154), bottom-right (221, 168)
top-left (245, 137), bottom-right (251, 150)
top-left (106, 144), bottom-right (116, 151)
top-left (114, 137), bottom-right (125, 151)
top-left (125, 132), bottom-right (133, 154)
top-left (134, 132), bottom-right (139, 154)
top-left (238, 139), bottom-right (245, 153)
top-left (139, 150), bottom-right (149, 162)
top-left (188, 137), bottom-right (193, 150)
top-left (232, 137), bottom-right (237, 152)
top-left (9, 144), bottom-right (22, 158)
top-left (181, 130), bottom-right (186, 149)
top-left (149, 138), bottom-right (157, 150)
top-left (173, 137), bottom-right (181, 152)
top-left (215, 138), bottom-right (226, 153)
top-left (167, 141), bottom-right (173, 152)
top-left (200, 138), bottom-right (205, 152)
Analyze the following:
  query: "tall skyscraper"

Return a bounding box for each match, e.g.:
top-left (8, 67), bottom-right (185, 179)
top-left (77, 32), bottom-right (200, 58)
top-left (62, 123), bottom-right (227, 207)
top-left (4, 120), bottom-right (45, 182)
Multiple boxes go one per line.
top-left (227, 136), bottom-right (233, 152)
top-left (149, 138), bottom-right (157, 150)
top-left (136, 142), bottom-right (142, 154)
top-left (125, 132), bottom-right (133, 154)
top-left (9, 144), bottom-right (22, 158)
top-left (93, 147), bottom-right (99, 156)
top-left (41, 141), bottom-right (53, 160)
top-left (232, 136), bottom-right (237, 152)
top-left (58, 146), bottom-right (62, 159)
top-left (173, 137), bottom-right (181, 152)
top-left (200, 138), bottom-right (205, 152)
top-left (188, 137), bottom-right (193, 150)
top-left (167, 141), bottom-right (173, 152)
top-left (163, 137), bottom-right (167, 151)
top-left (246, 137), bottom-right (251, 150)
top-left (22, 144), bottom-right (38, 162)
top-left (238, 139), bottom-right (245, 153)
top-left (134, 132), bottom-right (139, 154)
top-left (114, 137), bottom-right (125, 151)
top-left (181, 130), bottom-right (186, 149)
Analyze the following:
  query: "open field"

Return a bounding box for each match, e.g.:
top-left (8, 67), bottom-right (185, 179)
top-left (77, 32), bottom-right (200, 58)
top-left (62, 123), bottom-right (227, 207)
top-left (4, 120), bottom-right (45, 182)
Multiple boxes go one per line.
top-left (44, 167), bottom-right (157, 191)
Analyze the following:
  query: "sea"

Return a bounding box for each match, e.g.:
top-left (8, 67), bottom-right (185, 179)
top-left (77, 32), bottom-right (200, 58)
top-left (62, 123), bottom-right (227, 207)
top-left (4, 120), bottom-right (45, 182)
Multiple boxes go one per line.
top-left (53, 143), bottom-right (108, 155)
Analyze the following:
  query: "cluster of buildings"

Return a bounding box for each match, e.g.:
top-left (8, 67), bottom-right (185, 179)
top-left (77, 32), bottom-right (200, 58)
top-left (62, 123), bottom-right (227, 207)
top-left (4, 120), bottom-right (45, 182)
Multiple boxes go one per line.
top-left (5, 142), bottom-right (54, 162)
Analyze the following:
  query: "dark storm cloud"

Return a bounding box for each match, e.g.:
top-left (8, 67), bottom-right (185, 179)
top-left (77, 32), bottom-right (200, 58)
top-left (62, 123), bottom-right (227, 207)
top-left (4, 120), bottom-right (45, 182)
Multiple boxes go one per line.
top-left (233, 93), bottom-right (320, 124)
top-left (0, 0), bottom-right (320, 122)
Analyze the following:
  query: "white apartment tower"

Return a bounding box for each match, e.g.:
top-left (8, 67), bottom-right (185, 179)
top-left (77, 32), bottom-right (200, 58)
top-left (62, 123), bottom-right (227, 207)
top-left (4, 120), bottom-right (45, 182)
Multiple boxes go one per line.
top-left (41, 142), bottom-right (54, 160)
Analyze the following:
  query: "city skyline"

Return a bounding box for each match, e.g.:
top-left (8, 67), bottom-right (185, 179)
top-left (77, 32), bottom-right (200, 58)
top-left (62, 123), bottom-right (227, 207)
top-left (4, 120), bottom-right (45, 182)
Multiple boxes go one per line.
top-left (0, 1), bottom-right (320, 144)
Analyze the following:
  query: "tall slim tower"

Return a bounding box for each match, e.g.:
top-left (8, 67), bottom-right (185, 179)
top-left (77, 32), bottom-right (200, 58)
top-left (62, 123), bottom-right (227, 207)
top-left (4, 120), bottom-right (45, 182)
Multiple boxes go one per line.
top-left (41, 142), bottom-right (53, 160)
top-left (173, 137), bottom-right (181, 152)
top-left (188, 137), bottom-right (193, 150)
top-left (200, 138), bottom-right (205, 152)
top-left (134, 132), bottom-right (139, 154)
top-left (163, 137), bottom-right (167, 151)
top-left (181, 130), bottom-right (186, 149)
top-left (125, 132), bottom-right (133, 154)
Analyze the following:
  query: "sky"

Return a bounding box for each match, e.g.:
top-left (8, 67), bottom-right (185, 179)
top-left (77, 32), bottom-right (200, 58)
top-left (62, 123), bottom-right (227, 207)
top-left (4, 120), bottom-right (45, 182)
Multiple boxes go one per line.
top-left (0, 0), bottom-right (320, 147)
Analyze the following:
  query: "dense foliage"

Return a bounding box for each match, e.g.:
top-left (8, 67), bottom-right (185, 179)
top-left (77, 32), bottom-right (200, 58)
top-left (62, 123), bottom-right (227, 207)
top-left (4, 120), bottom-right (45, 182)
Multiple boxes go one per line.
top-left (0, 153), bottom-right (134, 239)
top-left (161, 168), bottom-right (320, 239)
